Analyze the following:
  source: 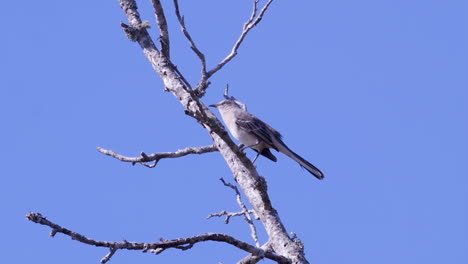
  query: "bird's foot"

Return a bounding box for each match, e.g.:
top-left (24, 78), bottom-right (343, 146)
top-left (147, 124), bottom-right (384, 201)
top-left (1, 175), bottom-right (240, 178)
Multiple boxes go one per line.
top-left (238, 144), bottom-right (247, 152)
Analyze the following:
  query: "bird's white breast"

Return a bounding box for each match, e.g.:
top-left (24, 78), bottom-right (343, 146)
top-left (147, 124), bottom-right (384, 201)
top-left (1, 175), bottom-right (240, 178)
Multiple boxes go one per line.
top-left (219, 108), bottom-right (258, 146)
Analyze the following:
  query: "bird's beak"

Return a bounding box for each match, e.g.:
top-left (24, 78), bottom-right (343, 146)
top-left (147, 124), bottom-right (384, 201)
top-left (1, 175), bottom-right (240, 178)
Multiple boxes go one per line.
top-left (209, 104), bottom-right (217, 108)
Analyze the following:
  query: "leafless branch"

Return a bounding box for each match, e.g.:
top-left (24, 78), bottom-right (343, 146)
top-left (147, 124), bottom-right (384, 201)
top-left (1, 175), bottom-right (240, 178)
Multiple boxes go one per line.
top-left (192, 0), bottom-right (274, 97)
top-left (96, 144), bottom-right (218, 168)
top-left (120, 1), bottom-right (192, 91)
top-left (26, 212), bottom-right (289, 264)
top-left (207, 209), bottom-right (257, 224)
top-left (118, 0), bottom-right (150, 42)
top-left (168, 61), bottom-right (193, 90)
top-left (152, 0), bottom-right (195, 90)
top-left (173, 0), bottom-right (208, 93)
top-left (151, 0), bottom-right (170, 57)
top-left (100, 248), bottom-right (117, 263)
top-left (218, 178), bottom-right (260, 247)
top-left (205, 0), bottom-right (274, 79)
top-left (237, 242), bottom-right (274, 264)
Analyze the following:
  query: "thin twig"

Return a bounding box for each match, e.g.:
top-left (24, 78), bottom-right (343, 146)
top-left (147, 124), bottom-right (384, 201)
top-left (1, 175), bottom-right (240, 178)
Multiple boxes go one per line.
top-left (223, 84), bottom-right (248, 111)
top-left (246, 0), bottom-right (260, 28)
top-left (173, 0), bottom-right (207, 81)
top-left (96, 144), bottom-right (218, 168)
top-left (26, 212), bottom-right (289, 263)
top-left (151, 0), bottom-right (170, 57)
top-left (206, 0), bottom-right (274, 79)
top-left (207, 209), bottom-right (257, 224)
top-left (100, 248), bottom-right (117, 263)
top-left (219, 178), bottom-right (260, 247)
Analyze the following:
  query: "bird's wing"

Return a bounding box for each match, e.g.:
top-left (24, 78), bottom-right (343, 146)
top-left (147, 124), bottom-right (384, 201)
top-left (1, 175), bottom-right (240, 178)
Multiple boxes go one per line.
top-left (235, 112), bottom-right (279, 151)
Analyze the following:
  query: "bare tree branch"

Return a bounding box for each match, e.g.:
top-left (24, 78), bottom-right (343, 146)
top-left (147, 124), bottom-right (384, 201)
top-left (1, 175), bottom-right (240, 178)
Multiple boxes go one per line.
top-left (26, 212), bottom-right (289, 264)
top-left (237, 242), bottom-right (273, 264)
top-left (204, 0), bottom-right (274, 79)
top-left (169, 61), bottom-right (194, 90)
top-left (100, 248), bottom-right (117, 263)
top-left (152, 0), bottom-right (194, 90)
top-left (120, 1), bottom-right (192, 91)
top-left (207, 209), bottom-right (257, 223)
top-left (219, 178), bottom-right (260, 247)
top-left (190, 0), bottom-right (274, 97)
top-left (151, 0), bottom-right (170, 57)
top-left (173, 0), bottom-right (208, 92)
top-left (96, 144), bottom-right (218, 168)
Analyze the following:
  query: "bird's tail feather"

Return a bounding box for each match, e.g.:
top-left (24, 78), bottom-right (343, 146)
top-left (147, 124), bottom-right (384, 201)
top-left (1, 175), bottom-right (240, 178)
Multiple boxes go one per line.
top-left (277, 143), bottom-right (324, 180)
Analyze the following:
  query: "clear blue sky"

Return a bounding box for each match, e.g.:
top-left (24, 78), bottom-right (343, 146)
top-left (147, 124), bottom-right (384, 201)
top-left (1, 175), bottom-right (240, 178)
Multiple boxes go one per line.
top-left (2, 0), bottom-right (467, 263)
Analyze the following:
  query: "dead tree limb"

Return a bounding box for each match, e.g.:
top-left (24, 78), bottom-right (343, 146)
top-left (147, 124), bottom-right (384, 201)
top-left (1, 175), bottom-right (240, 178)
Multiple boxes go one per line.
top-left (26, 212), bottom-right (289, 264)
top-left (238, 242), bottom-right (274, 264)
top-left (171, 0), bottom-right (274, 97)
top-left (207, 209), bottom-right (257, 224)
top-left (207, 178), bottom-right (261, 247)
top-left (220, 178), bottom-right (260, 247)
top-left (173, 0), bottom-right (208, 94)
top-left (96, 144), bottom-right (218, 168)
top-left (201, 0), bottom-right (274, 87)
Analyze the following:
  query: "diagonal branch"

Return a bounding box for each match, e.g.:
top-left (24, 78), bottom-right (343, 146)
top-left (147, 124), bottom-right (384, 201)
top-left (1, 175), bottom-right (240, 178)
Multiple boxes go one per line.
top-left (237, 242), bottom-right (273, 264)
top-left (204, 0), bottom-right (274, 79)
top-left (26, 212), bottom-right (289, 264)
top-left (173, 0), bottom-right (208, 89)
top-left (100, 248), bottom-right (117, 263)
top-left (96, 144), bottom-right (218, 168)
top-left (151, 0), bottom-right (170, 57)
top-left (192, 0), bottom-right (273, 97)
top-left (120, 0), bottom-right (192, 91)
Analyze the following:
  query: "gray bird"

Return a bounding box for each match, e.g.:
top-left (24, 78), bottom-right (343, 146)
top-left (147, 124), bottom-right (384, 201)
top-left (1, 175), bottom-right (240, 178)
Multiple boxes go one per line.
top-left (210, 99), bottom-right (324, 180)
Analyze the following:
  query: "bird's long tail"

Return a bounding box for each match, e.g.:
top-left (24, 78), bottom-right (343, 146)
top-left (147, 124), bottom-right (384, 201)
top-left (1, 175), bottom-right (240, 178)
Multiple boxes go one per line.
top-left (276, 141), bottom-right (324, 180)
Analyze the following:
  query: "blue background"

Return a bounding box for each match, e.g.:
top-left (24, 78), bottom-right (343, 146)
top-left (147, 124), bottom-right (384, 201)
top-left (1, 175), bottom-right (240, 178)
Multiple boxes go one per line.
top-left (2, 0), bottom-right (467, 263)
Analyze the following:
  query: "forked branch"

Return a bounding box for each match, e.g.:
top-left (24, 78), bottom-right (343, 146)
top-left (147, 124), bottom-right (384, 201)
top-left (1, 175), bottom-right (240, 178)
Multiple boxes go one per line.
top-left (219, 178), bottom-right (260, 247)
top-left (172, 0), bottom-right (275, 97)
top-left (26, 212), bottom-right (289, 264)
top-left (203, 0), bottom-right (274, 80)
top-left (173, 0), bottom-right (209, 95)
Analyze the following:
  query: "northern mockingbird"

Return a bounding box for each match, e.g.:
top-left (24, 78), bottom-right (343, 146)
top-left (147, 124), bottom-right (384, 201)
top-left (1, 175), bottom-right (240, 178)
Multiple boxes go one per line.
top-left (210, 99), bottom-right (324, 180)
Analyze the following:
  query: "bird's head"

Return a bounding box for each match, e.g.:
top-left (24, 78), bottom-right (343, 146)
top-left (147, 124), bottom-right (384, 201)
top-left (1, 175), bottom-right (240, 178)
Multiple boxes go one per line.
top-left (209, 99), bottom-right (246, 111)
